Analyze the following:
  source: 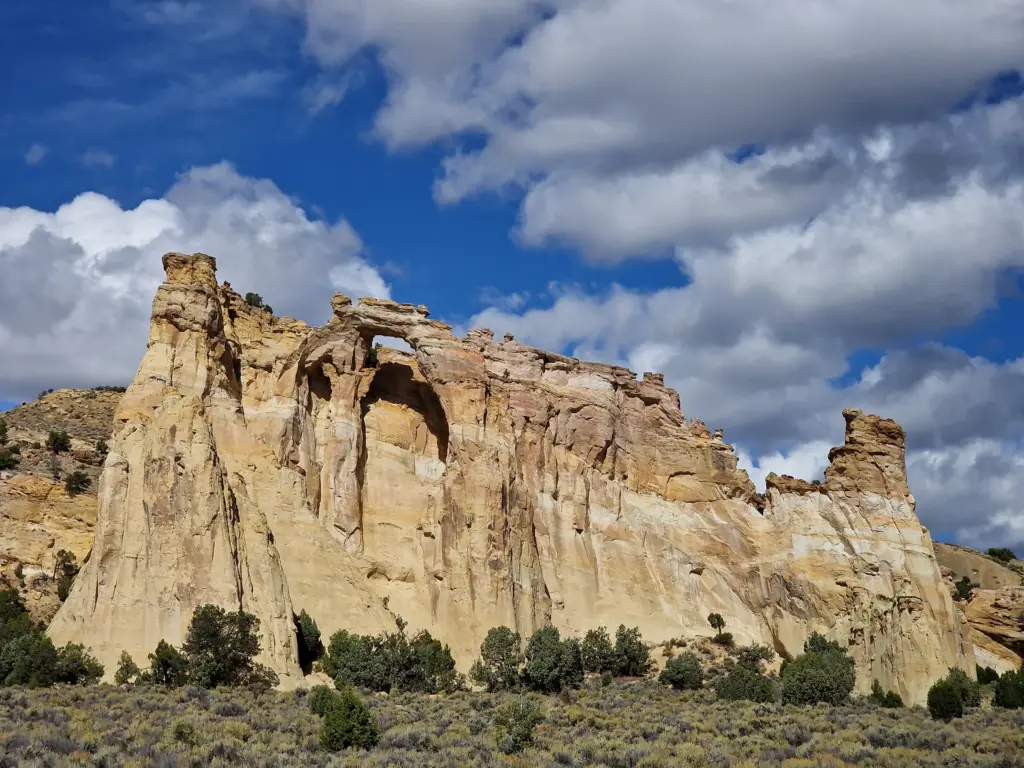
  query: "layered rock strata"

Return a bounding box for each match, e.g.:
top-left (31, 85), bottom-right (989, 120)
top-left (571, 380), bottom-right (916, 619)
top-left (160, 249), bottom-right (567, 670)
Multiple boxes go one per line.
top-left (50, 253), bottom-right (972, 701)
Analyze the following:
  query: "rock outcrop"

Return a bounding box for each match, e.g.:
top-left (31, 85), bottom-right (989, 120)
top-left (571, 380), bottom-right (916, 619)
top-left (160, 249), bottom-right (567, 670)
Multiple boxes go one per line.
top-left (0, 389), bottom-right (117, 621)
top-left (49, 253), bottom-right (972, 702)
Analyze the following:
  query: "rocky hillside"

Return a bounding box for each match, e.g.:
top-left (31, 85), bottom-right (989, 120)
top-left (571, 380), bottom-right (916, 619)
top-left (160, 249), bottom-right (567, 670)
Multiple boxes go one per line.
top-left (934, 542), bottom-right (1024, 674)
top-left (0, 388), bottom-right (121, 622)
top-left (48, 252), bottom-right (972, 704)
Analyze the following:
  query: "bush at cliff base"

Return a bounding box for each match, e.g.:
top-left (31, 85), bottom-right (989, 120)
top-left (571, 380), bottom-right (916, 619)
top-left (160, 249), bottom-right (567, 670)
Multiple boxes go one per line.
top-left (994, 666), bottom-right (1024, 709)
top-left (781, 633), bottom-right (855, 706)
top-left (928, 679), bottom-right (964, 720)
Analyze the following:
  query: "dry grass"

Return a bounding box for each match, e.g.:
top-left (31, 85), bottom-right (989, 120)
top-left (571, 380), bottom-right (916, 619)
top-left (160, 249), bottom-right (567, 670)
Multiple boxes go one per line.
top-left (0, 680), bottom-right (1020, 767)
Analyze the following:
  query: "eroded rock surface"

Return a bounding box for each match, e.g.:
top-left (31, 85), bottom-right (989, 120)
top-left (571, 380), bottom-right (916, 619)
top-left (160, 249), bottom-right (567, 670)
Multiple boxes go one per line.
top-left (50, 253), bottom-right (971, 702)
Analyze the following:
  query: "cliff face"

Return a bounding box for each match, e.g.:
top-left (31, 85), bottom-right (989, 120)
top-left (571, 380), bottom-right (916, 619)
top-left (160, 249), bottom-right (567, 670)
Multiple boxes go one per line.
top-left (49, 253), bottom-right (971, 701)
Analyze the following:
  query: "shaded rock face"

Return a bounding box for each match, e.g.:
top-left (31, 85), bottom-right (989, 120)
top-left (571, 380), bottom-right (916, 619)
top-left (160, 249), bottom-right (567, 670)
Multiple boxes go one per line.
top-left (50, 253), bottom-right (970, 701)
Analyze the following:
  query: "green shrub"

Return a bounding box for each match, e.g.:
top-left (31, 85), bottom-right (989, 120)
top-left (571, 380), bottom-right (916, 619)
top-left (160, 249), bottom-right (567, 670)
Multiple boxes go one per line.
top-left (492, 697), bottom-right (544, 755)
top-left (182, 604), bottom-right (278, 689)
top-left (707, 613), bottom-right (726, 632)
top-left (295, 610), bottom-right (323, 674)
top-left (581, 626), bottom-right (616, 673)
top-left (712, 632), bottom-right (734, 648)
top-left (613, 625), bottom-right (651, 677)
top-left (147, 640), bottom-right (189, 687)
top-left (715, 664), bottom-right (774, 702)
top-left (319, 686), bottom-right (380, 751)
top-left (55, 643), bottom-right (104, 684)
top-left (114, 651), bottom-right (141, 685)
top-left (781, 633), bottom-right (855, 705)
top-left (522, 627), bottom-right (583, 693)
top-left (308, 684), bottom-right (337, 716)
top-left (945, 667), bottom-right (981, 708)
top-left (1, 631), bottom-right (59, 687)
top-left (54, 549), bottom-right (79, 602)
top-left (994, 666), bottom-right (1024, 709)
top-left (954, 576), bottom-right (977, 602)
top-left (928, 678), bottom-right (964, 720)
top-left (322, 629), bottom-right (382, 690)
top-left (470, 626), bottom-right (524, 692)
top-left (736, 644), bottom-right (774, 672)
top-left (977, 665), bottom-right (1000, 685)
top-left (0, 418), bottom-right (7, 445)
top-left (987, 547), bottom-right (1017, 564)
top-left (659, 652), bottom-right (703, 690)
top-left (869, 679), bottom-right (903, 708)
top-left (244, 292), bottom-right (266, 309)
top-left (172, 719), bottom-right (199, 746)
top-left (64, 471), bottom-right (91, 498)
top-left (0, 448), bottom-right (19, 471)
top-left (95, 439), bottom-right (108, 456)
top-left (322, 626), bottom-right (459, 694)
top-left (47, 430), bottom-right (71, 454)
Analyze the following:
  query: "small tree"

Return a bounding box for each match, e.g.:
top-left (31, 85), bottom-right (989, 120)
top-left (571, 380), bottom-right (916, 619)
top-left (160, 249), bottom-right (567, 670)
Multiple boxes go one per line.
top-left (736, 644), bottom-right (775, 672)
top-left (64, 471), bottom-right (91, 498)
top-left (994, 666), bottom-right (1024, 709)
top-left (945, 667), bottom-right (981, 708)
top-left (308, 684), bottom-right (338, 716)
top-left (1, 631), bottom-right (59, 687)
top-left (928, 678), bottom-right (963, 720)
top-left (47, 431), bottom-right (71, 454)
top-left (182, 604), bottom-right (278, 689)
top-left (0, 418), bottom-right (7, 445)
top-left (318, 686), bottom-right (380, 751)
top-left (781, 633), bottom-right (855, 705)
top-left (295, 610), bottom-right (324, 674)
top-left (987, 547), bottom-right (1017, 564)
top-left (492, 697), bottom-right (544, 755)
top-left (147, 640), bottom-right (189, 687)
top-left (46, 453), bottom-right (61, 481)
top-left (54, 643), bottom-right (104, 685)
top-left (521, 626), bottom-right (584, 693)
top-left (660, 652), bottom-right (703, 691)
top-left (115, 651), bottom-right (141, 685)
top-left (707, 613), bottom-right (726, 632)
top-left (581, 626), bottom-right (616, 673)
top-left (954, 576), bottom-right (977, 602)
top-left (321, 629), bottom-right (384, 691)
top-left (95, 439), bottom-right (109, 457)
top-left (53, 549), bottom-right (79, 602)
top-left (0, 449), bottom-right (18, 471)
top-left (716, 664), bottom-right (774, 703)
top-left (613, 625), bottom-right (651, 677)
top-left (977, 665), bottom-right (1000, 685)
top-left (244, 292), bottom-right (266, 309)
top-left (870, 679), bottom-right (904, 708)
top-left (470, 626), bottom-right (524, 692)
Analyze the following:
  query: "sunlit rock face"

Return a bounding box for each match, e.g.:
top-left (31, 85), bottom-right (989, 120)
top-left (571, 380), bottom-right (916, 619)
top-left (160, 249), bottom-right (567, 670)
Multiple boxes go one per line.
top-left (49, 253), bottom-right (972, 702)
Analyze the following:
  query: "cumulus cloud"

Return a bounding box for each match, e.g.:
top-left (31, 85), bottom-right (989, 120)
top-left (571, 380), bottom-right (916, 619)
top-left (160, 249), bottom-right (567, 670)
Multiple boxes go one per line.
top-left (0, 163), bottom-right (387, 402)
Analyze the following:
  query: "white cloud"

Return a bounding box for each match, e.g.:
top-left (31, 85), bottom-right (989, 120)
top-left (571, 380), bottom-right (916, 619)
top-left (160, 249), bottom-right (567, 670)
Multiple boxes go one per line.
top-left (24, 144), bottom-right (48, 166)
top-left (81, 149), bottom-right (118, 169)
top-left (0, 163), bottom-right (387, 402)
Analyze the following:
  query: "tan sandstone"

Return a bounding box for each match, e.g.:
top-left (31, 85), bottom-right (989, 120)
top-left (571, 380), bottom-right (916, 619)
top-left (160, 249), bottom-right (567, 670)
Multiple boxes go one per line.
top-left (50, 253), bottom-right (973, 702)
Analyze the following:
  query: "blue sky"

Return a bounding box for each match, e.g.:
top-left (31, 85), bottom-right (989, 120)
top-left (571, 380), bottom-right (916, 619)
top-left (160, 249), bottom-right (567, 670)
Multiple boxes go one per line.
top-left (2, 0), bottom-right (1024, 549)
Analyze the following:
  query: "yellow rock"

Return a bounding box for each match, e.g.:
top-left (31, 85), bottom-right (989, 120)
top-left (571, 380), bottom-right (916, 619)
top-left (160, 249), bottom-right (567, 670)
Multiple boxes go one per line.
top-left (49, 252), bottom-right (973, 702)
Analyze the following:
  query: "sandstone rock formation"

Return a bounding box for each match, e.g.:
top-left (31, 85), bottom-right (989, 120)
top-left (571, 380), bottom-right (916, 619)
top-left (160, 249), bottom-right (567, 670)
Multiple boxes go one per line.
top-left (933, 543), bottom-right (1024, 672)
top-left (936, 542), bottom-right (1022, 591)
top-left (49, 253), bottom-right (972, 702)
top-left (0, 389), bottom-right (117, 621)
